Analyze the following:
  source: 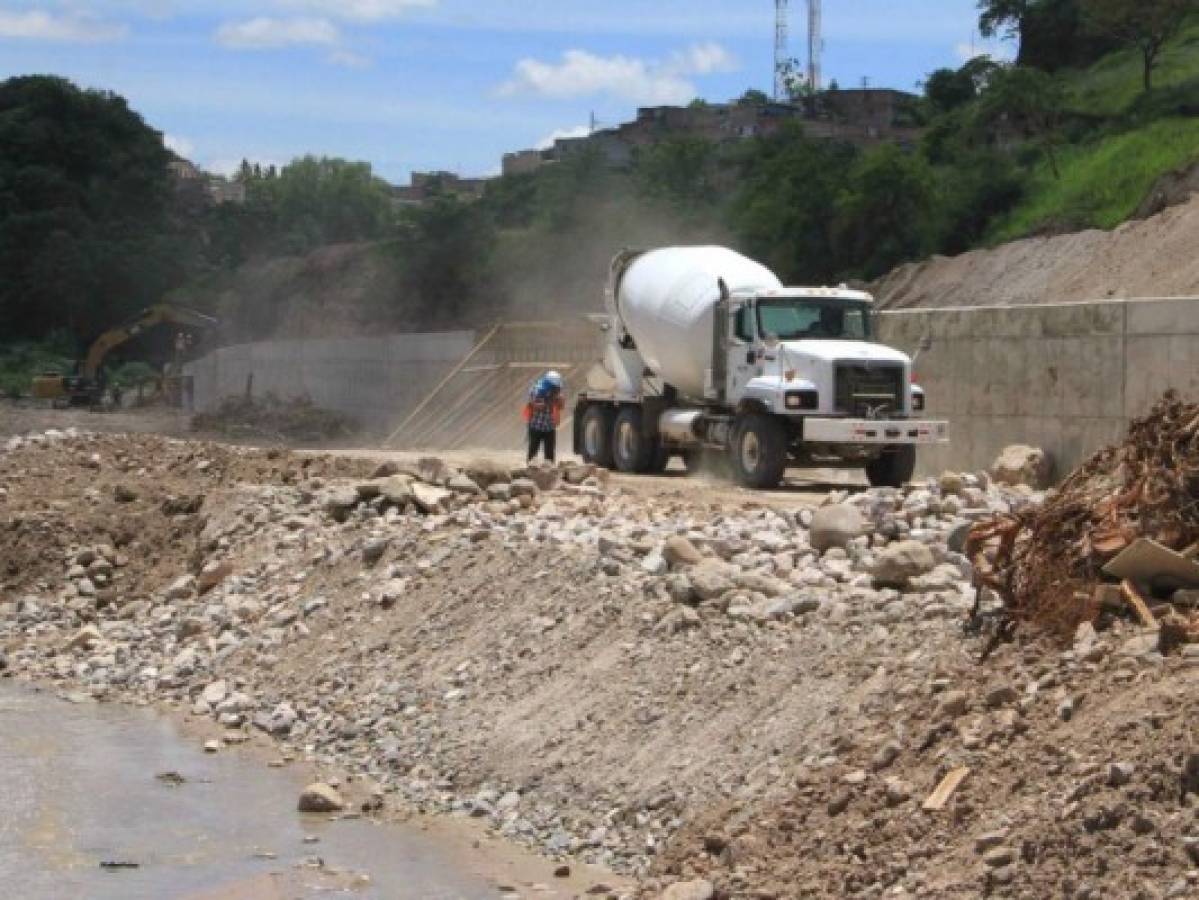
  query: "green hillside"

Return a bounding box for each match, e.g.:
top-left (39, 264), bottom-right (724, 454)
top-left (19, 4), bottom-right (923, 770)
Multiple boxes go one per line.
top-left (989, 117), bottom-right (1199, 242)
top-left (1067, 20), bottom-right (1199, 117)
top-left (987, 17), bottom-right (1199, 242)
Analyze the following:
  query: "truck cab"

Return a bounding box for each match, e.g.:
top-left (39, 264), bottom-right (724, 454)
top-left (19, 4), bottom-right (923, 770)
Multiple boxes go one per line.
top-left (721, 287), bottom-right (918, 419)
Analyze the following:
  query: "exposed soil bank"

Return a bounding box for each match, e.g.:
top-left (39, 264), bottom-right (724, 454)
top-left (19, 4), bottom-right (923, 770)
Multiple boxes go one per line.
top-left (875, 193), bottom-right (1199, 310)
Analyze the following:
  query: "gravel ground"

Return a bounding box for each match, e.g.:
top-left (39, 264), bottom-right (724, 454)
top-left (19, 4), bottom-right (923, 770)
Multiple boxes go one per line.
top-left (1, 425), bottom-right (1196, 900)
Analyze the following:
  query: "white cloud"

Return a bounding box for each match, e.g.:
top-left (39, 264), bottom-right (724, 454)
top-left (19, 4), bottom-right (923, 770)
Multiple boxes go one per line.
top-left (534, 125), bottom-right (590, 151)
top-left (327, 47), bottom-right (371, 68)
top-left (216, 16), bottom-right (339, 49)
top-left (671, 41), bottom-right (737, 75)
top-left (498, 42), bottom-right (738, 105)
top-left (0, 9), bottom-right (128, 42)
top-left (275, 0), bottom-right (436, 22)
top-left (164, 133), bottom-right (195, 158)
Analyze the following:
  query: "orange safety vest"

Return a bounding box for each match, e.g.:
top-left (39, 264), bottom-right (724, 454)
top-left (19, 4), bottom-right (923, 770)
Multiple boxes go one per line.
top-left (522, 393), bottom-right (564, 427)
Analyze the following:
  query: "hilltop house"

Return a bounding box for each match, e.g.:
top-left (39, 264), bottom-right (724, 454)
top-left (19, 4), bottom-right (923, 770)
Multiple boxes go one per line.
top-left (503, 88), bottom-right (925, 176)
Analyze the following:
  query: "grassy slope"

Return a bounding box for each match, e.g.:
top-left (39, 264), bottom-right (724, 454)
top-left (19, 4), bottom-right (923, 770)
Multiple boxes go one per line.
top-left (987, 21), bottom-right (1199, 243)
top-left (1068, 21), bottom-right (1199, 117)
top-left (988, 117), bottom-right (1199, 242)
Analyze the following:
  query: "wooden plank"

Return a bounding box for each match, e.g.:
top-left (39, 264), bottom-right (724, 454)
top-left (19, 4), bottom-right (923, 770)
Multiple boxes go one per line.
top-left (1120, 579), bottom-right (1159, 629)
top-left (385, 323), bottom-right (500, 446)
top-left (459, 362), bottom-right (576, 372)
top-left (1103, 538), bottom-right (1199, 589)
top-left (922, 766), bottom-right (970, 811)
top-left (401, 373), bottom-right (475, 448)
top-left (448, 367), bottom-right (533, 452)
top-left (411, 370), bottom-right (496, 448)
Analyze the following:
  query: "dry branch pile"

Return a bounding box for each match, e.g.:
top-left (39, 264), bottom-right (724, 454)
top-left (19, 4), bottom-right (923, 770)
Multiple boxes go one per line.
top-left (192, 393), bottom-right (356, 443)
top-left (969, 391), bottom-right (1199, 643)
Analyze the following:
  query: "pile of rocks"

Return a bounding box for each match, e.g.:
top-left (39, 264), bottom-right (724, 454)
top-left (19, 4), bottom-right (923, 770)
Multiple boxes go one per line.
top-left (24, 431), bottom-right (1195, 900)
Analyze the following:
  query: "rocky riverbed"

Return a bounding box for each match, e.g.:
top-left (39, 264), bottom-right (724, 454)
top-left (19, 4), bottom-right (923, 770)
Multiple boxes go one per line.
top-left (2, 428), bottom-right (1197, 899)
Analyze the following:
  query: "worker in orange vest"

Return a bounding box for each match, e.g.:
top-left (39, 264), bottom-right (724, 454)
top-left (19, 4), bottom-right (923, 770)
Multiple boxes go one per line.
top-left (524, 370), bottom-right (565, 462)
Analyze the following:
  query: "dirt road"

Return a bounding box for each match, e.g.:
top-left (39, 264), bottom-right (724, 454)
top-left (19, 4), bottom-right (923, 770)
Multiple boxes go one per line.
top-left (0, 402), bottom-right (849, 510)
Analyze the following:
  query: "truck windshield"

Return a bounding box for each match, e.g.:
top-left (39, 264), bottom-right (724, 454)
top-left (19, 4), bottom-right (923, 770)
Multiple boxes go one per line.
top-left (756, 299), bottom-right (873, 341)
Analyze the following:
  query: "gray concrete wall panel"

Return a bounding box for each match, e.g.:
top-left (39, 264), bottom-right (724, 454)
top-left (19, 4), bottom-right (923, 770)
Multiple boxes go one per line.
top-left (878, 297), bottom-right (1199, 479)
top-left (184, 330), bottom-right (476, 436)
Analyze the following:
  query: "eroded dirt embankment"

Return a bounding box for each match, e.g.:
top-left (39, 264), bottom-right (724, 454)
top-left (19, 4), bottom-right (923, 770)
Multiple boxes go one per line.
top-left (1, 429), bottom-right (1197, 900)
top-left (875, 192), bottom-right (1199, 310)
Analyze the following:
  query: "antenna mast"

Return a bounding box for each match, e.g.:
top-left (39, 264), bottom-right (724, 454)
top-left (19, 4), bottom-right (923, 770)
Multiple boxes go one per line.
top-left (807, 0), bottom-right (822, 92)
top-left (774, 0), bottom-right (789, 100)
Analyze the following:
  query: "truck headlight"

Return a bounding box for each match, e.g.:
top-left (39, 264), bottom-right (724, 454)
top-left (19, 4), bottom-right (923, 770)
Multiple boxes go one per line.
top-left (911, 386), bottom-right (925, 412)
top-left (785, 390), bottom-right (818, 411)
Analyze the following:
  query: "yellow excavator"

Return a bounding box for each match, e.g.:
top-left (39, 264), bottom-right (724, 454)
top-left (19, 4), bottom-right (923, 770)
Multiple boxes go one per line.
top-left (31, 304), bottom-right (218, 407)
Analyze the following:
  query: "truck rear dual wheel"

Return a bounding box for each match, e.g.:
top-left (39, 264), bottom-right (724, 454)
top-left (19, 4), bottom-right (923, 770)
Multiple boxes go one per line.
top-left (865, 445), bottom-right (917, 488)
top-left (579, 404), bottom-right (615, 468)
top-left (730, 413), bottom-right (787, 489)
top-left (612, 406), bottom-right (657, 473)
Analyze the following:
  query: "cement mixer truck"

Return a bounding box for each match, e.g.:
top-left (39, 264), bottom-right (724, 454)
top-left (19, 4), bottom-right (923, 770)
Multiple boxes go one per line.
top-left (572, 247), bottom-right (948, 489)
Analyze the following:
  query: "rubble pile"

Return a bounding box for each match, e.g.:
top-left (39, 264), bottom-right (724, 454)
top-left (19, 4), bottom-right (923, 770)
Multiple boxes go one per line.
top-left (970, 392), bottom-right (1199, 644)
top-left (191, 392), bottom-right (357, 443)
top-left (2, 429), bottom-right (1197, 898)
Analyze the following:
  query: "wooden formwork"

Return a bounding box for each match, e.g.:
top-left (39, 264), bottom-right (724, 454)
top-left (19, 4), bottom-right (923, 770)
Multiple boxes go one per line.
top-left (385, 321), bottom-right (598, 452)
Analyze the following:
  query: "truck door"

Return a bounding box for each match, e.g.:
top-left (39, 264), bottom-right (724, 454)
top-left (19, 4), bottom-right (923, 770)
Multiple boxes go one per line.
top-left (728, 301), bottom-right (758, 402)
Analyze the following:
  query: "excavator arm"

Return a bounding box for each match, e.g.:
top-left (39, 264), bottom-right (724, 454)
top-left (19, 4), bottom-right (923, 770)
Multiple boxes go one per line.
top-left (81, 304), bottom-right (218, 379)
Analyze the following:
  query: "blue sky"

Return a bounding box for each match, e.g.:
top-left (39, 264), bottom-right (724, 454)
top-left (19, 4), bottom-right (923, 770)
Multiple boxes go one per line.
top-left (0, 1), bottom-right (1014, 184)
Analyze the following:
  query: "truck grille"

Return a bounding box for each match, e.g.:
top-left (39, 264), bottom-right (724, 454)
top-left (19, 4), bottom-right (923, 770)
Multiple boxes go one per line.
top-left (834, 363), bottom-right (904, 417)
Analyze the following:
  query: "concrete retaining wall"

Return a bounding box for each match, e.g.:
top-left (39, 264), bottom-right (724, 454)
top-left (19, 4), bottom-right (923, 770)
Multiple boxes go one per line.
top-left (184, 331), bottom-right (476, 434)
top-left (878, 297), bottom-right (1199, 478)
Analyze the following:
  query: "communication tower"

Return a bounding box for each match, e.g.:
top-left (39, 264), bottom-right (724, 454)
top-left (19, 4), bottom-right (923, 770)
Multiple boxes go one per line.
top-left (807, 0), bottom-right (822, 92)
top-left (773, 0), bottom-right (789, 100)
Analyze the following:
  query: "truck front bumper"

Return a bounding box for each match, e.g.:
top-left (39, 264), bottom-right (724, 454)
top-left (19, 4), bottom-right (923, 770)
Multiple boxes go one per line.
top-left (802, 417), bottom-right (949, 445)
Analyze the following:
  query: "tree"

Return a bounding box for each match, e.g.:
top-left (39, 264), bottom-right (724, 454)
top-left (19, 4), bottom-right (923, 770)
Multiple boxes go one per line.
top-left (776, 58), bottom-right (814, 100)
top-left (635, 138), bottom-right (719, 212)
top-left (269, 156), bottom-right (393, 245)
top-left (394, 195), bottom-right (496, 325)
top-left (833, 145), bottom-right (937, 278)
top-left (978, 0), bottom-right (1033, 40)
top-left (924, 56), bottom-right (1000, 113)
top-left (738, 89), bottom-right (770, 107)
top-left (1081, 0), bottom-right (1196, 92)
top-left (979, 65), bottom-right (1067, 178)
top-left (731, 124), bottom-right (858, 282)
top-left (0, 75), bottom-right (184, 342)
top-left (979, 0), bottom-right (1118, 70)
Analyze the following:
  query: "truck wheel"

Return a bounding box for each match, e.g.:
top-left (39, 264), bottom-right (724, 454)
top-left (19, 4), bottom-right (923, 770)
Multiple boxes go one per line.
top-left (612, 406), bottom-right (654, 473)
top-left (579, 404), bottom-right (615, 468)
top-left (646, 444), bottom-right (671, 474)
top-left (865, 445), bottom-right (917, 488)
top-left (730, 413), bottom-right (787, 489)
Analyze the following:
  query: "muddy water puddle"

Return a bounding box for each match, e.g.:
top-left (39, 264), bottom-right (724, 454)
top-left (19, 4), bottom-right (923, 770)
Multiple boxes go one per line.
top-left (0, 682), bottom-right (497, 899)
